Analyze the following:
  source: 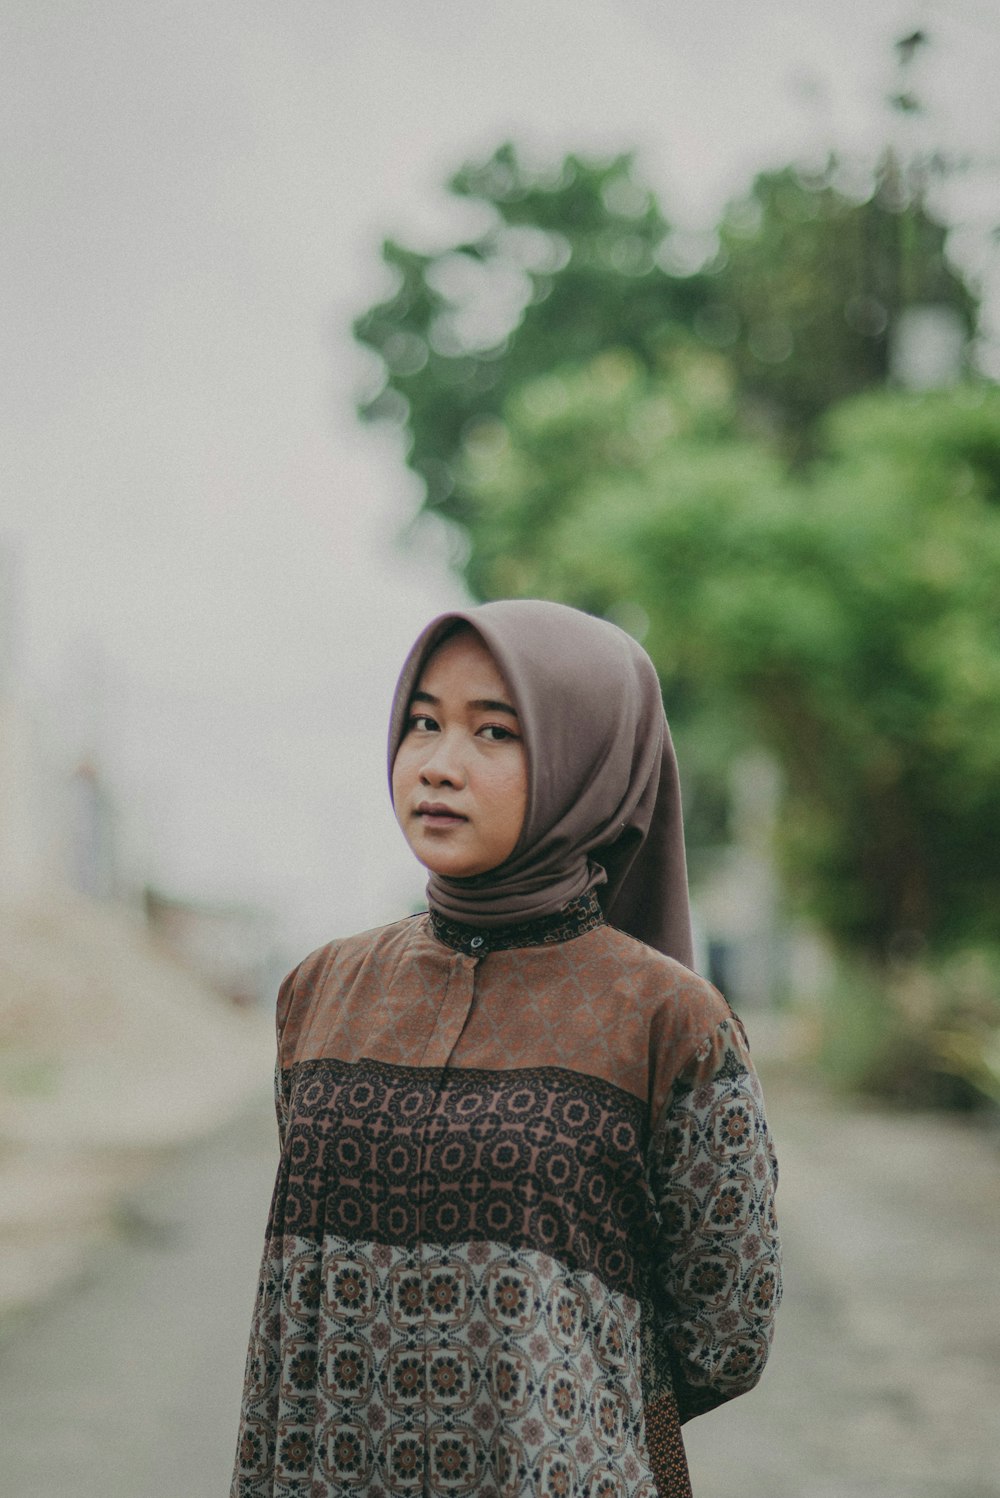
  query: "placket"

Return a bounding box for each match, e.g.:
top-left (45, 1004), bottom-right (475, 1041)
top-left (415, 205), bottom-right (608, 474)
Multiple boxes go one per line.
top-left (416, 947), bottom-right (481, 1491)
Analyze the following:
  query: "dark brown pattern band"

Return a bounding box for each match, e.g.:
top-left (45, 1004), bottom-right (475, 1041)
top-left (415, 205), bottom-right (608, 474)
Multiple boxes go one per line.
top-left (274, 1057), bottom-right (651, 1299)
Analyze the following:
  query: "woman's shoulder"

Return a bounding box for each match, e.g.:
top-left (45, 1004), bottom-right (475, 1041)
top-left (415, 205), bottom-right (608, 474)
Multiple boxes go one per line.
top-left (588, 926), bottom-right (754, 1129)
top-left (594, 921), bottom-right (723, 1005)
top-left (276, 913), bottom-right (429, 1027)
top-left (588, 920), bottom-right (736, 1048)
top-left (288, 912), bottom-right (428, 986)
top-left (273, 914), bottom-right (434, 1062)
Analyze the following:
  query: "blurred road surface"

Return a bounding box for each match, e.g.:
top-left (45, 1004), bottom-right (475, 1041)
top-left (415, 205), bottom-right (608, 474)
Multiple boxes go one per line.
top-left (0, 1089), bottom-right (277, 1498)
top-left (1, 1059), bottom-right (998, 1498)
top-left (684, 1066), bottom-right (1000, 1498)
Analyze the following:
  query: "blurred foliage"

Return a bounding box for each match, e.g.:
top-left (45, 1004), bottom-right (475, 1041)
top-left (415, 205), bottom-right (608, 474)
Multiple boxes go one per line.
top-left (352, 139), bottom-right (1000, 1106)
top-left (456, 364), bottom-right (1000, 959)
top-left (818, 946), bottom-right (1000, 1111)
top-left (715, 156), bottom-right (977, 444)
top-left (354, 144), bottom-right (978, 522)
top-left (354, 145), bottom-right (709, 524)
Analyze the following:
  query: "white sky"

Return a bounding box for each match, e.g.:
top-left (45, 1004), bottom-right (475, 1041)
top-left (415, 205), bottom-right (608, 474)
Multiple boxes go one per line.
top-left (2, 0), bottom-right (997, 955)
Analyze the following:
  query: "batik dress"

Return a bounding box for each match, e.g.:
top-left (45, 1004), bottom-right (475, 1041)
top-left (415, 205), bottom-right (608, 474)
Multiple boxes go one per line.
top-left (232, 891), bottom-right (780, 1498)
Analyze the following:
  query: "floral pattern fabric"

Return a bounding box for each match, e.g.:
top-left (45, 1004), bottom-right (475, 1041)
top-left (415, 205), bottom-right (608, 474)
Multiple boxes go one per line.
top-left (233, 904), bottom-right (780, 1497)
top-left (236, 1235), bottom-right (659, 1497)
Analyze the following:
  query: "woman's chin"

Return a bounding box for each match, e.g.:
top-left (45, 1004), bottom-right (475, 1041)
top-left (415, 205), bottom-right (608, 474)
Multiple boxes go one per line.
top-left (417, 855), bottom-right (490, 880)
top-left (408, 840), bottom-right (498, 881)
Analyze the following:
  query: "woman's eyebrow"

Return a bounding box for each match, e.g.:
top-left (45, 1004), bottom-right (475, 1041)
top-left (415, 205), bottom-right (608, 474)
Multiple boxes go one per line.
top-left (411, 689), bottom-right (518, 716)
top-left (470, 697), bottom-right (519, 715)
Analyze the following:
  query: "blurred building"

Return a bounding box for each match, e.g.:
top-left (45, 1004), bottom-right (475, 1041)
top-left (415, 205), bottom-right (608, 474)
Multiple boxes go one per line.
top-left (694, 751), bottom-right (784, 1009)
top-left (0, 542), bottom-right (58, 901)
top-left (66, 758), bottom-right (118, 900)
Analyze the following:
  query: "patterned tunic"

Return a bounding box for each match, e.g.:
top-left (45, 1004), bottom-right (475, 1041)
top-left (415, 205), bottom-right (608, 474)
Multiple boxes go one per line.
top-left (233, 893), bottom-right (780, 1498)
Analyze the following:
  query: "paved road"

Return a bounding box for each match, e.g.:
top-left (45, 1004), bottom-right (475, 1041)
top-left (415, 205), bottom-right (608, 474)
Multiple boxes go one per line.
top-left (2, 1063), bottom-right (999, 1497)
top-left (684, 1069), bottom-right (1000, 1498)
top-left (0, 1087), bottom-right (278, 1498)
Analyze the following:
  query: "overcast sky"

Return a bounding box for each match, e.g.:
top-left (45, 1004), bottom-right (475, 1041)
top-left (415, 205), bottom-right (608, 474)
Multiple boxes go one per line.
top-left (2, 0), bottom-right (997, 954)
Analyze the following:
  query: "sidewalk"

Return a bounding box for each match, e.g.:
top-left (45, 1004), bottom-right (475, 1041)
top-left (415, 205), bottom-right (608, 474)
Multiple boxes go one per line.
top-left (0, 1093), bottom-right (277, 1498)
top-left (0, 890), bottom-right (274, 1328)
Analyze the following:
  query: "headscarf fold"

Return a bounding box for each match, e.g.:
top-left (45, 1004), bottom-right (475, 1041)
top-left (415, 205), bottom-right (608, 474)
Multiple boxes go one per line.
top-left (388, 599), bottom-right (694, 968)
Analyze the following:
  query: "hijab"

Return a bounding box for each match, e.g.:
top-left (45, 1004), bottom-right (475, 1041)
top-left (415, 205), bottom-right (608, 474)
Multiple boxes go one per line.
top-left (388, 599), bottom-right (694, 968)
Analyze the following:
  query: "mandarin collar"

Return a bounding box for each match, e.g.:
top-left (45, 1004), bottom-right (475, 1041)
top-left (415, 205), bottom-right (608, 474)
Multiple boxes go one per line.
top-left (428, 889), bottom-right (605, 956)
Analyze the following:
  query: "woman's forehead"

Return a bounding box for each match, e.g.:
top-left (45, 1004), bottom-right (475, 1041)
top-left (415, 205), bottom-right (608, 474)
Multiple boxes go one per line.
top-left (416, 626), bottom-right (513, 696)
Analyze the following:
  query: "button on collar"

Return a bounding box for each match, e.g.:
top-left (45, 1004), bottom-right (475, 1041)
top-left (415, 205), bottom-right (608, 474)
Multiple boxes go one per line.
top-left (428, 891), bottom-right (605, 956)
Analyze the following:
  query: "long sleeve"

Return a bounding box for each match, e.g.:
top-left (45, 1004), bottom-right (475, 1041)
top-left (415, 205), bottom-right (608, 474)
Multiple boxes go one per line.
top-left (648, 1013), bottom-right (781, 1422)
top-left (272, 963), bottom-right (302, 1150)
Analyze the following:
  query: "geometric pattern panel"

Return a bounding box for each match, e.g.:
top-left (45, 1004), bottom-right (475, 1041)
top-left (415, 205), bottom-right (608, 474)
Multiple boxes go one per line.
top-left (274, 1058), bottom-right (650, 1298)
top-left (234, 1234), bottom-right (651, 1497)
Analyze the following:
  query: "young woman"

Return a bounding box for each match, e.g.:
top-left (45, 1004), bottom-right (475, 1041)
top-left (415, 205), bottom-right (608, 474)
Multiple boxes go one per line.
top-left (233, 599), bottom-right (781, 1498)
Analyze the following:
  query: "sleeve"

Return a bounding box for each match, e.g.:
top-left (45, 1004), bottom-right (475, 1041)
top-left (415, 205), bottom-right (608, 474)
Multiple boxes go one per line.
top-left (647, 1012), bottom-right (781, 1422)
top-left (273, 962), bottom-right (301, 1150)
top-left (273, 1057), bottom-right (289, 1151)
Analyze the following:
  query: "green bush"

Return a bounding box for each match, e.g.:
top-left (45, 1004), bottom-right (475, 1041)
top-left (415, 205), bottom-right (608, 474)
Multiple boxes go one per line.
top-left (816, 947), bottom-right (1000, 1110)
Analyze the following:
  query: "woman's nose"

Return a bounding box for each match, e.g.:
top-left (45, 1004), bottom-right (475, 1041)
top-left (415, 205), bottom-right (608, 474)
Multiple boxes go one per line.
top-left (419, 734), bottom-right (466, 787)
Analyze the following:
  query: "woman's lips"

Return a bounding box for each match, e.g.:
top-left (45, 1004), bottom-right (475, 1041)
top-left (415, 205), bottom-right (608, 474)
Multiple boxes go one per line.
top-left (416, 802), bottom-right (467, 825)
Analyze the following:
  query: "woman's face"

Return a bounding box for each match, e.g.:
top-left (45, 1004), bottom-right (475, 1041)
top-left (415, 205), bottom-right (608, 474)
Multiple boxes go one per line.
top-left (392, 628), bottom-right (528, 879)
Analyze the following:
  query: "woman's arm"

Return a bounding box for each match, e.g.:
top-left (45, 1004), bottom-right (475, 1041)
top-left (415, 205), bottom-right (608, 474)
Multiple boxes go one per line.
top-left (272, 963), bottom-right (302, 1149)
top-left (648, 1013), bottom-right (781, 1422)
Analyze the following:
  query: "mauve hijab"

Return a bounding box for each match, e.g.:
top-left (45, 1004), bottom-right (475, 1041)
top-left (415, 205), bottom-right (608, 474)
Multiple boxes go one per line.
top-left (388, 599), bottom-right (694, 968)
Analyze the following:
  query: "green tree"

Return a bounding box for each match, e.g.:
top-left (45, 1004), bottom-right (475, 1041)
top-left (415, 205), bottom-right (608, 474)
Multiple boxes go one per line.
top-left (354, 145), bottom-right (979, 538)
top-left (354, 144), bottom-right (709, 526)
top-left (713, 157), bottom-right (977, 444)
top-left (459, 361), bottom-right (1000, 959)
top-left (352, 138), bottom-right (998, 1100)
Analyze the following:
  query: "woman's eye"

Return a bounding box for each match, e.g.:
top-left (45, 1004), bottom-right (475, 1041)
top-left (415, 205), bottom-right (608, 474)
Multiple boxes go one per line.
top-left (407, 713), bottom-right (438, 733)
top-left (479, 724), bottom-right (518, 742)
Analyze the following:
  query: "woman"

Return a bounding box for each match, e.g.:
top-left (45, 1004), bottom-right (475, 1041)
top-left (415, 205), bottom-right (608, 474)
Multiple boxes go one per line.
top-left (233, 599), bottom-right (781, 1498)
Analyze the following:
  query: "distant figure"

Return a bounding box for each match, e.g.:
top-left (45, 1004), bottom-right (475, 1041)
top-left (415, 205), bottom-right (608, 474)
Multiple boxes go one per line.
top-left (232, 600), bottom-right (781, 1498)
